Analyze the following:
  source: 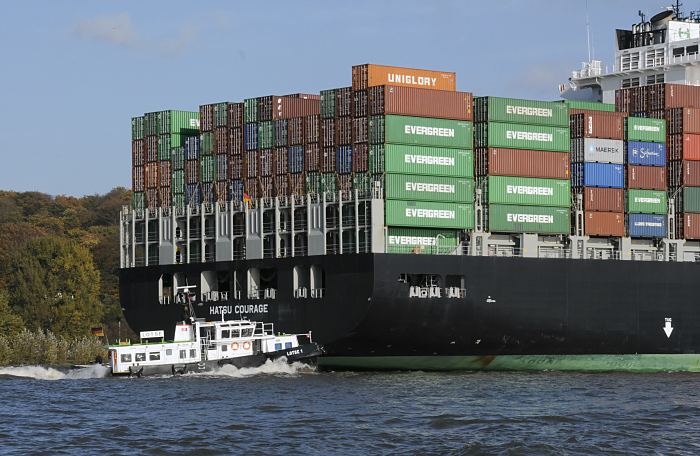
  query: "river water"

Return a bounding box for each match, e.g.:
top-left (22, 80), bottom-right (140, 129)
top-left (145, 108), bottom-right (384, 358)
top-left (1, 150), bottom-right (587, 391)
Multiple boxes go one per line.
top-left (1, 362), bottom-right (699, 455)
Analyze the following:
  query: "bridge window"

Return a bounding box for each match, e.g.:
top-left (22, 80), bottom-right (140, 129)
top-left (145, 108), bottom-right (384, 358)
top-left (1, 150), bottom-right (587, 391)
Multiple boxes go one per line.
top-left (673, 47), bottom-right (685, 57)
top-left (180, 350), bottom-right (187, 359)
top-left (687, 45), bottom-right (698, 55)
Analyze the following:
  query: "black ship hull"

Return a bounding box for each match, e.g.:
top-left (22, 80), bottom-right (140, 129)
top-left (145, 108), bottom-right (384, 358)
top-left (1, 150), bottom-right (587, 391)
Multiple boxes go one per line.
top-left (119, 254), bottom-right (700, 371)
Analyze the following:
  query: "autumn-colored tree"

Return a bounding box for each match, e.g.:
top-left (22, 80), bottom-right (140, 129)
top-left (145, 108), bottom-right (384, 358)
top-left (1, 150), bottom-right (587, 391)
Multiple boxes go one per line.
top-left (0, 288), bottom-right (25, 334)
top-left (8, 236), bottom-right (103, 338)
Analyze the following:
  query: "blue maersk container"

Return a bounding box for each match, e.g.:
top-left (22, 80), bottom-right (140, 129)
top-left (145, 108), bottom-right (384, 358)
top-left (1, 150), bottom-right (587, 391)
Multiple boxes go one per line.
top-left (288, 146), bottom-right (304, 173)
top-left (336, 145), bottom-right (353, 174)
top-left (244, 123), bottom-right (258, 151)
top-left (184, 136), bottom-right (200, 160)
top-left (571, 162), bottom-right (624, 188)
top-left (626, 141), bottom-right (666, 167)
top-left (627, 213), bottom-right (667, 238)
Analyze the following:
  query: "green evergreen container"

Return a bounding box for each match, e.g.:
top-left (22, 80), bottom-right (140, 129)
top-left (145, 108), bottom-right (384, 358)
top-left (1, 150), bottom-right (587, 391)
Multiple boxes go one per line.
top-left (171, 148), bottom-right (184, 170)
top-left (385, 200), bottom-right (474, 229)
top-left (680, 186), bottom-right (700, 213)
top-left (562, 100), bottom-right (616, 112)
top-left (385, 227), bottom-right (460, 254)
top-left (369, 115), bottom-right (473, 149)
top-left (475, 97), bottom-right (569, 127)
top-left (306, 172), bottom-right (321, 193)
top-left (244, 98), bottom-right (258, 123)
top-left (258, 121), bottom-right (274, 149)
top-left (172, 170), bottom-right (185, 194)
top-left (486, 176), bottom-right (570, 207)
top-left (320, 89), bottom-right (336, 119)
top-left (625, 117), bottom-right (666, 143)
top-left (487, 204), bottom-right (570, 234)
top-left (384, 174), bottom-right (474, 203)
top-left (369, 144), bottom-right (473, 177)
top-left (158, 134), bottom-right (188, 160)
top-left (200, 155), bottom-right (216, 183)
top-left (173, 193), bottom-right (185, 209)
top-left (132, 192), bottom-right (145, 210)
top-left (626, 189), bottom-right (667, 214)
top-left (157, 110), bottom-right (199, 134)
top-left (144, 112), bottom-right (159, 136)
top-left (321, 173), bottom-right (337, 193)
top-left (475, 122), bottom-right (570, 152)
top-left (132, 116), bottom-right (144, 140)
top-left (352, 172), bottom-right (372, 196)
top-left (201, 132), bottom-right (214, 155)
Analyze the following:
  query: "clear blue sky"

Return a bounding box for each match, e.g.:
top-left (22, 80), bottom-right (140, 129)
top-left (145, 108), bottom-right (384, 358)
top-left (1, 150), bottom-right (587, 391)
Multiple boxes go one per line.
top-left (0, 0), bottom-right (665, 196)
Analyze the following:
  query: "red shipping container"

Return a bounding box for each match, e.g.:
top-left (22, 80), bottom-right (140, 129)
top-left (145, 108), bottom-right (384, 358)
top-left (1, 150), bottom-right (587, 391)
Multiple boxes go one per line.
top-left (668, 160), bottom-right (700, 187)
top-left (627, 165), bottom-right (667, 190)
top-left (648, 83), bottom-right (700, 111)
top-left (145, 188), bottom-right (159, 208)
top-left (667, 107), bottom-right (700, 135)
top-left (304, 115), bottom-right (319, 144)
top-left (245, 150), bottom-right (258, 178)
top-left (145, 162), bottom-right (159, 189)
top-left (288, 173), bottom-right (305, 196)
top-left (570, 112), bottom-right (625, 140)
top-left (581, 187), bottom-right (624, 212)
top-left (475, 148), bottom-right (569, 179)
top-left (353, 117), bottom-right (368, 144)
top-left (288, 117), bottom-right (304, 146)
top-left (352, 64), bottom-right (456, 92)
top-left (321, 118), bottom-right (335, 147)
top-left (368, 85), bottom-right (473, 121)
top-left (615, 87), bottom-right (632, 113)
top-left (158, 161), bottom-right (172, 187)
top-left (321, 147), bottom-right (336, 172)
top-left (259, 149), bottom-right (273, 177)
top-left (257, 96), bottom-right (320, 121)
top-left (185, 160), bottom-right (199, 184)
top-left (273, 174), bottom-right (289, 196)
top-left (146, 135), bottom-right (158, 162)
top-left (229, 155), bottom-right (244, 179)
top-left (227, 102), bottom-right (244, 128)
top-left (669, 134), bottom-right (700, 161)
top-left (132, 166), bottom-right (144, 192)
top-left (352, 144), bottom-right (369, 172)
top-left (132, 139), bottom-right (144, 166)
top-left (305, 144), bottom-right (320, 171)
top-left (259, 176), bottom-right (274, 198)
top-left (200, 104), bottom-right (214, 132)
top-left (274, 147), bottom-right (288, 175)
top-left (215, 126), bottom-right (228, 154)
top-left (584, 211), bottom-right (625, 236)
top-left (159, 187), bottom-right (171, 207)
top-left (229, 128), bottom-right (243, 155)
top-left (676, 213), bottom-right (700, 239)
top-left (353, 90), bottom-right (368, 118)
top-left (336, 116), bottom-right (352, 145)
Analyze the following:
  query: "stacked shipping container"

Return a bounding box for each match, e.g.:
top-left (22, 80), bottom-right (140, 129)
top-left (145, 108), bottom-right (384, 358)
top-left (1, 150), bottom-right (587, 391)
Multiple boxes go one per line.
top-left (475, 97), bottom-right (571, 234)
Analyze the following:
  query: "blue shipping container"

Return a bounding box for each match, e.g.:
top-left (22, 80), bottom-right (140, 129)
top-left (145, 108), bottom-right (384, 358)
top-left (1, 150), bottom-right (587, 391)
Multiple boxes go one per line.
top-left (627, 213), bottom-right (667, 238)
top-left (245, 123), bottom-right (258, 151)
top-left (336, 145), bottom-right (352, 174)
top-left (184, 136), bottom-right (200, 160)
top-left (571, 162), bottom-right (624, 188)
top-left (288, 146), bottom-right (304, 173)
top-left (230, 179), bottom-right (244, 202)
top-left (185, 183), bottom-right (200, 206)
top-left (626, 141), bottom-right (666, 167)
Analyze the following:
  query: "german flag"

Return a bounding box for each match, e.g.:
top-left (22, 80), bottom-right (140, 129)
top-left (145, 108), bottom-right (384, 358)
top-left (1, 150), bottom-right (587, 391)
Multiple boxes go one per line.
top-left (91, 327), bottom-right (104, 337)
top-left (243, 192), bottom-right (252, 203)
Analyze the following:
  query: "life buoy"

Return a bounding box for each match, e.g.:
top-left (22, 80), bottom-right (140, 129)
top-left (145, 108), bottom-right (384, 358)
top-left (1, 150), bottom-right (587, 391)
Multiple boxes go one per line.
top-left (243, 341), bottom-right (251, 350)
top-left (231, 342), bottom-right (239, 350)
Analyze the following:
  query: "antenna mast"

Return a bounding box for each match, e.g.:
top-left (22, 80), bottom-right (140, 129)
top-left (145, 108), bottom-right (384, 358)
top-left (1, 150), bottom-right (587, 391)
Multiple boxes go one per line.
top-left (586, 0), bottom-right (592, 62)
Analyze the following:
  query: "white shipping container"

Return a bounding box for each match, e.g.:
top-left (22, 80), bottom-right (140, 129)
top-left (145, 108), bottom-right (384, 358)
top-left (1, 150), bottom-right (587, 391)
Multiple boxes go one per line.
top-left (572, 138), bottom-right (625, 164)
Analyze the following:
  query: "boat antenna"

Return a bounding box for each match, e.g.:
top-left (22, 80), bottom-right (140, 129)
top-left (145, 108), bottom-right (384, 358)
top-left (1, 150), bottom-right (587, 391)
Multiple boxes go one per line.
top-left (586, 0), bottom-right (592, 62)
top-left (673, 0), bottom-right (683, 19)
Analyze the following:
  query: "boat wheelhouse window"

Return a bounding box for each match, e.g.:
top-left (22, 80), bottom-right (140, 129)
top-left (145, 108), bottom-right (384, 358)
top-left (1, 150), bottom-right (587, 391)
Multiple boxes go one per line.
top-left (687, 45), bottom-right (698, 55)
top-left (149, 353), bottom-right (161, 361)
top-left (275, 343), bottom-right (282, 351)
top-left (135, 353), bottom-right (146, 362)
top-left (180, 350), bottom-right (187, 359)
top-left (166, 349), bottom-right (173, 356)
top-left (221, 330), bottom-right (231, 339)
top-left (190, 349), bottom-right (196, 358)
top-left (231, 329), bottom-right (241, 338)
top-left (241, 328), bottom-right (254, 337)
top-left (673, 47), bottom-right (685, 57)
top-left (121, 354), bottom-right (132, 363)
top-left (285, 342), bottom-right (292, 349)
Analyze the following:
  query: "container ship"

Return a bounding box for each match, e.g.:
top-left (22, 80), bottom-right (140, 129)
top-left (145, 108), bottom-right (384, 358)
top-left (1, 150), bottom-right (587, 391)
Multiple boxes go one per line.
top-left (120, 7), bottom-right (700, 371)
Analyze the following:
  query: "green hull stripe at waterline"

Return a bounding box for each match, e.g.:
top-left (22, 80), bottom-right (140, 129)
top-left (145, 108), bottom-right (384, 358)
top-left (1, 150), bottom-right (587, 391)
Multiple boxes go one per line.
top-left (319, 354), bottom-right (700, 372)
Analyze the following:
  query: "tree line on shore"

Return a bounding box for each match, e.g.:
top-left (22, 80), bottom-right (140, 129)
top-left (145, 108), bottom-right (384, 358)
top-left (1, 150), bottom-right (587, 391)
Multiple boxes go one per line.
top-left (0, 188), bottom-right (131, 365)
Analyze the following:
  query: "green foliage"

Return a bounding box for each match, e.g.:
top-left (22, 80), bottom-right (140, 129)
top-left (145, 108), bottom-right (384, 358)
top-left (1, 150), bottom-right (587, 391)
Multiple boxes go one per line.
top-left (8, 236), bottom-right (102, 338)
top-left (0, 289), bottom-right (24, 335)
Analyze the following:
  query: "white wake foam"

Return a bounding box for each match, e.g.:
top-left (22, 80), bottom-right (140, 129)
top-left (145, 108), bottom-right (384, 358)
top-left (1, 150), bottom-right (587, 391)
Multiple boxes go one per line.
top-left (0, 364), bottom-right (110, 380)
top-left (201, 357), bottom-right (316, 378)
